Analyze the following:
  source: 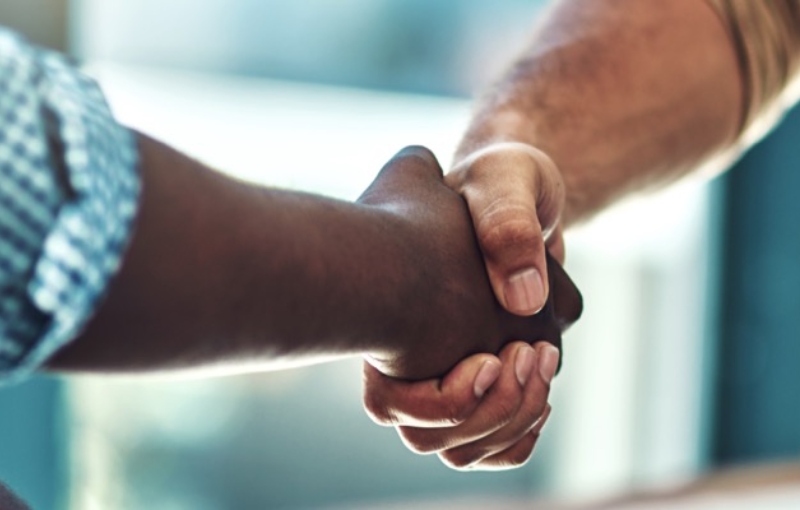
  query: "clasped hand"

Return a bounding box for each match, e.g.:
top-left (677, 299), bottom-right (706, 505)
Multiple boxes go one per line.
top-left (357, 146), bottom-right (581, 470)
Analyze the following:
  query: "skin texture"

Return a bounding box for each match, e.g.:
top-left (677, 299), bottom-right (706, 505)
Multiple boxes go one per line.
top-left (450, 0), bottom-right (741, 314)
top-left (47, 137), bottom-right (579, 381)
top-left (368, 0), bottom-right (745, 469)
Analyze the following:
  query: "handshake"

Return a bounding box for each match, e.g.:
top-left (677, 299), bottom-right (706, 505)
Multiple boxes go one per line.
top-left (355, 145), bottom-right (583, 470)
top-left (49, 137), bottom-right (583, 472)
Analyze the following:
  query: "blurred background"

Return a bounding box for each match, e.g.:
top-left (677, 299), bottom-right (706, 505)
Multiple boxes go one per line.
top-left (0, 0), bottom-right (798, 509)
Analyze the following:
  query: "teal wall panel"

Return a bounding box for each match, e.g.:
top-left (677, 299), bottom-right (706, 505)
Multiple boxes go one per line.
top-left (713, 105), bottom-right (800, 464)
top-left (0, 378), bottom-right (65, 510)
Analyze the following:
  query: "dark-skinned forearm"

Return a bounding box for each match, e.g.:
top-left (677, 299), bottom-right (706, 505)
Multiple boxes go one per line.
top-left (47, 134), bottom-right (422, 374)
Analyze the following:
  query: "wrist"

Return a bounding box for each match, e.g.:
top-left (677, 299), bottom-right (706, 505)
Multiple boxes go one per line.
top-left (352, 206), bottom-right (434, 367)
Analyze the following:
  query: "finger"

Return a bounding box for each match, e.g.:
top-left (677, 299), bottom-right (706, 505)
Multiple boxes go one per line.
top-left (468, 406), bottom-right (553, 471)
top-left (359, 145), bottom-right (443, 204)
top-left (447, 143), bottom-right (564, 317)
top-left (362, 353), bottom-right (502, 428)
top-left (396, 342), bottom-right (533, 454)
top-left (435, 343), bottom-right (557, 468)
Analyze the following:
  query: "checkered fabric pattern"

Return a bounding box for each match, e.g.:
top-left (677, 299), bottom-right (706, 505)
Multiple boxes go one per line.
top-left (0, 29), bottom-right (140, 383)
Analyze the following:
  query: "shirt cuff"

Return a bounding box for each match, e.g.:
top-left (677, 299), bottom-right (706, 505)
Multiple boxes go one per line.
top-left (0, 32), bottom-right (140, 383)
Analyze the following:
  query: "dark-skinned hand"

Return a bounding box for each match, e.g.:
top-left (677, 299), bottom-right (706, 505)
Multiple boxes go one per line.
top-left (358, 146), bottom-right (581, 470)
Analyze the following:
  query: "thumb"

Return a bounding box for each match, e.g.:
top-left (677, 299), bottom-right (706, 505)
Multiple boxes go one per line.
top-left (447, 143), bottom-right (564, 316)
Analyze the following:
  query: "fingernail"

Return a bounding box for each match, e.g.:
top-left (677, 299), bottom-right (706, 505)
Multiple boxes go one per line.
top-left (504, 268), bottom-right (545, 315)
top-left (474, 359), bottom-right (501, 399)
top-left (515, 344), bottom-right (537, 387)
top-left (538, 344), bottom-right (560, 385)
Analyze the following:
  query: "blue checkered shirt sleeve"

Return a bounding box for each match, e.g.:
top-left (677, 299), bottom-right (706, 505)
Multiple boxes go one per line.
top-left (0, 30), bottom-right (140, 383)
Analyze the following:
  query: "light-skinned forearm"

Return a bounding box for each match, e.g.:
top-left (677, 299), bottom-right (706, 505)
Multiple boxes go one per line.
top-left (456, 0), bottom-right (743, 225)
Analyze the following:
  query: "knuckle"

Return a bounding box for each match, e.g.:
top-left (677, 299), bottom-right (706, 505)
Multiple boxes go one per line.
top-left (484, 435), bottom-right (538, 470)
top-left (504, 449), bottom-right (534, 468)
top-left (478, 216), bottom-right (542, 257)
top-left (489, 396), bottom-right (520, 428)
top-left (440, 398), bottom-right (470, 426)
top-left (362, 393), bottom-right (397, 426)
top-left (439, 448), bottom-right (484, 470)
top-left (508, 435), bottom-right (538, 467)
top-left (520, 399), bottom-right (550, 430)
top-left (402, 145), bottom-right (437, 162)
top-left (456, 144), bottom-right (543, 194)
top-left (398, 428), bottom-right (445, 454)
top-left (394, 146), bottom-right (441, 173)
